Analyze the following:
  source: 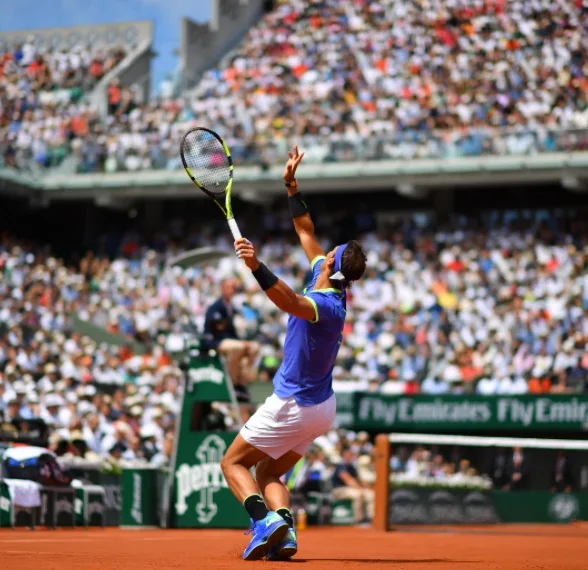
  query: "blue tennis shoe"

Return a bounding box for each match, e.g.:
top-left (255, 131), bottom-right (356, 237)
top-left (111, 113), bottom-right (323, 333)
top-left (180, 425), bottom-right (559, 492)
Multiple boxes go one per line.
top-left (242, 511), bottom-right (288, 561)
top-left (267, 528), bottom-right (298, 560)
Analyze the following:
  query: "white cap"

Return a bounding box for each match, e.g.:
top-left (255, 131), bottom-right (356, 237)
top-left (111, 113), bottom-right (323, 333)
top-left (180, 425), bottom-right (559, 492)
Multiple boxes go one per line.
top-left (140, 424), bottom-right (157, 439)
top-left (13, 381), bottom-right (27, 394)
top-left (78, 401), bottom-right (95, 415)
top-left (45, 394), bottom-right (65, 407)
top-left (66, 392), bottom-right (78, 404)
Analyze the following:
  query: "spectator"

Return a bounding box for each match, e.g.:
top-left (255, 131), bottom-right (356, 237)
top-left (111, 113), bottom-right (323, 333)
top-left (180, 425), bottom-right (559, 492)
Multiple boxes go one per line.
top-left (490, 449), bottom-right (510, 489)
top-left (139, 425), bottom-right (160, 462)
top-left (451, 459), bottom-right (474, 483)
top-left (503, 447), bottom-right (530, 491)
top-left (430, 454), bottom-right (445, 480)
top-left (550, 451), bottom-right (574, 493)
top-left (4, 399), bottom-right (21, 422)
top-left (107, 441), bottom-right (126, 466)
top-left (150, 433), bottom-right (174, 468)
top-left (82, 413), bottom-right (105, 455)
top-left (284, 447), bottom-right (329, 494)
top-left (331, 447), bottom-right (374, 523)
top-left (421, 375), bottom-right (449, 395)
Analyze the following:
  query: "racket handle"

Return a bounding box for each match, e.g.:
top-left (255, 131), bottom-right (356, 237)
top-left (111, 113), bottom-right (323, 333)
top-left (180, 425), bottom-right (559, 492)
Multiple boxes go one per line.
top-left (227, 217), bottom-right (242, 240)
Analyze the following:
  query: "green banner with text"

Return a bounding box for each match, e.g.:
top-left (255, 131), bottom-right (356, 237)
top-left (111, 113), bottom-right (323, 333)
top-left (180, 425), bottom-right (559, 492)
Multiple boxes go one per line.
top-left (354, 394), bottom-right (588, 432)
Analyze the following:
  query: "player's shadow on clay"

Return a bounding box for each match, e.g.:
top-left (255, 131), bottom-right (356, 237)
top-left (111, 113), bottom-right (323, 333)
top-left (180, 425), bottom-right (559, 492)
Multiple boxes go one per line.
top-left (284, 559), bottom-right (471, 565)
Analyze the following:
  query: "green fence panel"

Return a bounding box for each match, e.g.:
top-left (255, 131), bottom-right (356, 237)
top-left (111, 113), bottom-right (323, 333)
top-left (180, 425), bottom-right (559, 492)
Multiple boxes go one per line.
top-left (389, 487), bottom-right (499, 525)
top-left (389, 488), bottom-right (588, 524)
top-left (121, 468), bottom-right (160, 527)
top-left (0, 481), bottom-right (12, 527)
top-left (74, 486), bottom-right (105, 527)
top-left (492, 491), bottom-right (588, 523)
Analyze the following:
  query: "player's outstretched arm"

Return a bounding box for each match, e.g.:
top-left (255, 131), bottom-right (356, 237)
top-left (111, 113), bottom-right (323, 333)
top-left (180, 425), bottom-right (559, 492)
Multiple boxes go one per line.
top-left (283, 146), bottom-right (324, 263)
top-left (235, 238), bottom-right (317, 322)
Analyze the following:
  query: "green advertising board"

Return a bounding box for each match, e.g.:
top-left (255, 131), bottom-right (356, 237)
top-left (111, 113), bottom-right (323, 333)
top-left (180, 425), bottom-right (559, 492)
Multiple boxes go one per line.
top-left (354, 394), bottom-right (588, 432)
top-left (493, 491), bottom-right (588, 523)
top-left (170, 431), bottom-right (249, 528)
top-left (121, 468), bottom-right (160, 527)
top-left (334, 391), bottom-right (354, 428)
top-left (0, 481), bottom-right (12, 527)
top-left (388, 488), bottom-right (588, 525)
top-left (389, 488), bottom-right (499, 525)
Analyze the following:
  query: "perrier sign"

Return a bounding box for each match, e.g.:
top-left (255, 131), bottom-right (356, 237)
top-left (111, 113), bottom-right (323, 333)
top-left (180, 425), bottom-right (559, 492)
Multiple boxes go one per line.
top-left (186, 351), bottom-right (232, 402)
top-left (171, 432), bottom-right (249, 528)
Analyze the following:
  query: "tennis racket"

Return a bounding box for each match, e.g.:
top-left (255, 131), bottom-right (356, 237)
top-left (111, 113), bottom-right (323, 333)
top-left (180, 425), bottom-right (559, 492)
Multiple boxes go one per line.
top-left (180, 127), bottom-right (242, 240)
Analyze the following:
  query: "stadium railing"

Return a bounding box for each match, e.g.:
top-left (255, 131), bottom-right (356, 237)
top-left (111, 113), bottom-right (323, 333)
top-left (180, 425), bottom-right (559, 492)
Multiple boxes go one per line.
top-left (3, 147), bottom-right (587, 200)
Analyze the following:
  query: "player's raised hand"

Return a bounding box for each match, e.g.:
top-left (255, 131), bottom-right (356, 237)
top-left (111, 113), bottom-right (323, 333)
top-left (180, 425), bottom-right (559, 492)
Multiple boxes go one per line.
top-left (283, 145), bottom-right (304, 185)
top-left (234, 238), bottom-right (259, 270)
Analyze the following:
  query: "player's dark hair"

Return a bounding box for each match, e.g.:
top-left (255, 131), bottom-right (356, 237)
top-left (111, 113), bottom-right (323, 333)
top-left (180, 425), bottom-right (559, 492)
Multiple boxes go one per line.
top-left (341, 240), bottom-right (367, 283)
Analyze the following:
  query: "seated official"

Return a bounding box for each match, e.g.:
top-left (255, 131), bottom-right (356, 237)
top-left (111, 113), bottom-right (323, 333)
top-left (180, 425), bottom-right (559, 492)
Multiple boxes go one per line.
top-left (203, 278), bottom-right (260, 387)
top-left (331, 447), bottom-right (374, 523)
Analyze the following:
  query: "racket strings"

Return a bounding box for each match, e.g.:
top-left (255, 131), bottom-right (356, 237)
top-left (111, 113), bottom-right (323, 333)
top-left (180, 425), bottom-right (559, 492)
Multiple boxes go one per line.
top-left (182, 130), bottom-right (231, 195)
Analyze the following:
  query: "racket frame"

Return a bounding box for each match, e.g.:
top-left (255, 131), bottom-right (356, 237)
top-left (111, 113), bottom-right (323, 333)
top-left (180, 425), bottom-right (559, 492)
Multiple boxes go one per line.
top-left (180, 127), bottom-right (242, 239)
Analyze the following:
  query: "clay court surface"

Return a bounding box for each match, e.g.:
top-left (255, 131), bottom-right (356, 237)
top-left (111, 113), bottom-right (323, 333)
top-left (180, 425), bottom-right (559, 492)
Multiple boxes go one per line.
top-left (2, 524), bottom-right (587, 569)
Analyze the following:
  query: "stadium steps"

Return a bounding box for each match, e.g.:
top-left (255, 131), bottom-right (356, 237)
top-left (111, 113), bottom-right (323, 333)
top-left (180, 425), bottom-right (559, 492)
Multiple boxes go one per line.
top-left (88, 39), bottom-right (155, 118)
top-left (49, 154), bottom-right (79, 176)
top-left (70, 314), bottom-right (147, 355)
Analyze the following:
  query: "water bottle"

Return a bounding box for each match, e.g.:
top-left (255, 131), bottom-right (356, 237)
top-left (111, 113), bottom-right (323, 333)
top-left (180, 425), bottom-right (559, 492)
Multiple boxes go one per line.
top-left (295, 508), bottom-right (307, 531)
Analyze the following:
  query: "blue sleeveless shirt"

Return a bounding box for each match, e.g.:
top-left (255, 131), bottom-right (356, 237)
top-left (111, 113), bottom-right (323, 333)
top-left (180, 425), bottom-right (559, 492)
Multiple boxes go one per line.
top-left (272, 256), bottom-right (346, 406)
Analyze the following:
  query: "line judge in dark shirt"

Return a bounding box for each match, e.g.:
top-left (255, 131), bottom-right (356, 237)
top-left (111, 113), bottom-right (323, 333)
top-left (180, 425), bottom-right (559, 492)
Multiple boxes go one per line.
top-left (331, 447), bottom-right (375, 523)
top-left (204, 278), bottom-right (260, 386)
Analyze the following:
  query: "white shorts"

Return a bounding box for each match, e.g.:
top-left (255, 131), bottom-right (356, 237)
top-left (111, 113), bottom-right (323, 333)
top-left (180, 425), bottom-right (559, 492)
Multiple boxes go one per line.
top-left (240, 393), bottom-right (336, 460)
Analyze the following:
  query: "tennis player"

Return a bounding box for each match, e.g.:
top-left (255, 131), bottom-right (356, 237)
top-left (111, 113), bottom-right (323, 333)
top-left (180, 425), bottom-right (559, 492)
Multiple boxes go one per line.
top-left (221, 146), bottom-right (367, 560)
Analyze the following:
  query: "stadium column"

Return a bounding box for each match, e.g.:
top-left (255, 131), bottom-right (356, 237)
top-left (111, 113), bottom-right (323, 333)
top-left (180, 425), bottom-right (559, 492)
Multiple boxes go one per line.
top-left (373, 434), bottom-right (391, 531)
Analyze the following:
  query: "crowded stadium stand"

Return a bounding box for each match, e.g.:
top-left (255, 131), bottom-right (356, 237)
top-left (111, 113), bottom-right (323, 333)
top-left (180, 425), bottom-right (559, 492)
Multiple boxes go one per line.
top-left (0, 21), bottom-right (154, 173)
top-left (1, 0), bottom-right (587, 177)
top-left (1, 206), bottom-right (587, 465)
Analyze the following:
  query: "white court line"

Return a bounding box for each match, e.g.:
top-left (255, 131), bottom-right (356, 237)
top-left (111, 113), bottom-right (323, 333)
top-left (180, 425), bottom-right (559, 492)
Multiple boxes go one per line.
top-left (0, 536), bottom-right (195, 544)
top-left (0, 538), bottom-right (98, 544)
top-left (0, 532), bottom-right (239, 545)
top-left (6, 550), bottom-right (70, 555)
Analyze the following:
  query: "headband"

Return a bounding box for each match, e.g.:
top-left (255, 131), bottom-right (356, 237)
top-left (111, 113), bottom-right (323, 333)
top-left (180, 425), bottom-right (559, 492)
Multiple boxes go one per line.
top-left (329, 243), bottom-right (348, 287)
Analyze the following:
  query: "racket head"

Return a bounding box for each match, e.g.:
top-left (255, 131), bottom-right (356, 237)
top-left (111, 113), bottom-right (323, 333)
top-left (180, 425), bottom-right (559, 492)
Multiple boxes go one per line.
top-left (180, 128), bottom-right (234, 204)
